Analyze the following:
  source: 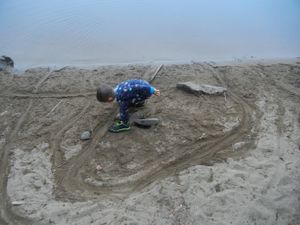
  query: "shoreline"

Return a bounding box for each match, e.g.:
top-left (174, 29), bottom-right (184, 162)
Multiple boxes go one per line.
top-left (10, 56), bottom-right (300, 72)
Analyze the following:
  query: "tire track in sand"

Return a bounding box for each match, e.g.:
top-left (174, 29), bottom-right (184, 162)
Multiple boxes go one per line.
top-left (0, 91), bottom-right (95, 99)
top-left (51, 65), bottom-right (163, 199)
top-left (126, 63), bottom-right (254, 193)
top-left (51, 64), bottom-right (255, 198)
top-left (0, 101), bottom-right (33, 225)
top-left (0, 70), bottom-right (53, 225)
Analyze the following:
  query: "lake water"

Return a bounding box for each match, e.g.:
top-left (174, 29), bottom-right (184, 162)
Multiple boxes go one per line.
top-left (0, 0), bottom-right (299, 68)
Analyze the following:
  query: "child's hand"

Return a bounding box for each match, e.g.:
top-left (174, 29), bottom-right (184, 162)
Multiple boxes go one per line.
top-left (154, 89), bottom-right (160, 96)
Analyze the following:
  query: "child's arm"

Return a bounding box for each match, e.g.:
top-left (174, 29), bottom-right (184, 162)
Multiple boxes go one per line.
top-left (129, 80), bottom-right (160, 98)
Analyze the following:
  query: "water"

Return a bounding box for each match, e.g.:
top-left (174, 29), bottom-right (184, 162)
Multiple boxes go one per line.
top-left (0, 0), bottom-right (299, 68)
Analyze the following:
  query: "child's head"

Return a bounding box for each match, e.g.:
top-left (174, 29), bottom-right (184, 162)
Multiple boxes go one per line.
top-left (96, 84), bottom-right (115, 102)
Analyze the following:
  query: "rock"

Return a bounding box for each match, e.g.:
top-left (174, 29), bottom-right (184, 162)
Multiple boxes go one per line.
top-left (80, 131), bottom-right (91, 140)
top-left (134, 118), bottom-right (160, 127)
top-left (0, 55), bottom-right (14, 71)
top-left (176, 82), bottom-right (226, 96)
top-left (96, 165), bottom-right (102, 171)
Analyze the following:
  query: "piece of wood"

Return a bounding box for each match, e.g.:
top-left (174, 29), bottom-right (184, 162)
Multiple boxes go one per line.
top-left (149, 64), bottom-right (163, 83)
top-left (143, 64), bottom-right (163, 83)
top-left (46, 100), bottom-right (63, 116)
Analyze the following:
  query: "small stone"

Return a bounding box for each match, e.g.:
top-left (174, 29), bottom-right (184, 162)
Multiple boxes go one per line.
top-left (96, 165), bottom-right (102, 171)
top-left (176, 82), bottom-right (226, 96)
top-left (80, 131), bottom-right (91, 140)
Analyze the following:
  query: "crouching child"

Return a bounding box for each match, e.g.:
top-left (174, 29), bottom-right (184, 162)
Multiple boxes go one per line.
top-left (96, 79), bottom-right (160, 133)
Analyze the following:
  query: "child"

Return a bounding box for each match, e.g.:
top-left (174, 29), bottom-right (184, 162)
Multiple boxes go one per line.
top-left (97, 79), bottom-right (160, 132)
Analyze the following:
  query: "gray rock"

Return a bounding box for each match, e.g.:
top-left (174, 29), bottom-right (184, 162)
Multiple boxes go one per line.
top-left (134, 118), bottom-right (160, 127)
top-left (80, 131), bottom-right (91, 140)
top-left (176, 82), bottom-right (226, 96)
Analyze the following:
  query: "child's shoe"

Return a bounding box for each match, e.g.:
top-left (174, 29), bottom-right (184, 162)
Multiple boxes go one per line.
top-left (109, 121), bottom-right (131, 133)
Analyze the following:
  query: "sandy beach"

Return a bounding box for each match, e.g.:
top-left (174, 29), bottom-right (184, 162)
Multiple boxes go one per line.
top-left (0, 58), bottom-right (299, 225)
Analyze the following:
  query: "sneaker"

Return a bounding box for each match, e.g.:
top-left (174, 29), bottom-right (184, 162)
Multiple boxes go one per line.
top-left (109, 121), bottom-right (131, 133)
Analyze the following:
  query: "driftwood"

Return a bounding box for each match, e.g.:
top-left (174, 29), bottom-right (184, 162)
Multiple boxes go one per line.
top-left (143, 64), bottom-right (163, 83)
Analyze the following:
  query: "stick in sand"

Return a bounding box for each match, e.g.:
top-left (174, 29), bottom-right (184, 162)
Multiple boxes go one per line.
top-left (142, 64), bottom-right (163, 84)
top-left (46, 100), bottom-right (63, 117)
top-left (149, 64), bottom-right (163, 83)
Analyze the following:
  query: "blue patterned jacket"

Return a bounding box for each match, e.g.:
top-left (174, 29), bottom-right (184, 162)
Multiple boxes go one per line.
top-left (114, 79), bottom-right (155, 123)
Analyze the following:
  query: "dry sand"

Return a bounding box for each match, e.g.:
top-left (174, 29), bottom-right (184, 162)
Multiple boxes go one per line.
top-left (0, 59), bottom-right (299, 225)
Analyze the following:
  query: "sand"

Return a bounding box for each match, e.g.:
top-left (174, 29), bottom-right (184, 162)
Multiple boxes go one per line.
top-left (0, 58), bottom-right (299, 225)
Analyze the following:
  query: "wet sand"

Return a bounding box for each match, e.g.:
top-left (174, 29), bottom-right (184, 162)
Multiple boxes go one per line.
top-left (0, 59), bottom-right (299, 225)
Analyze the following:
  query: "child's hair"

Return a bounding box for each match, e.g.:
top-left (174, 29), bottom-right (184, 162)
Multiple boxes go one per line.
top-left (96, 84), bottom-right (114, 102)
